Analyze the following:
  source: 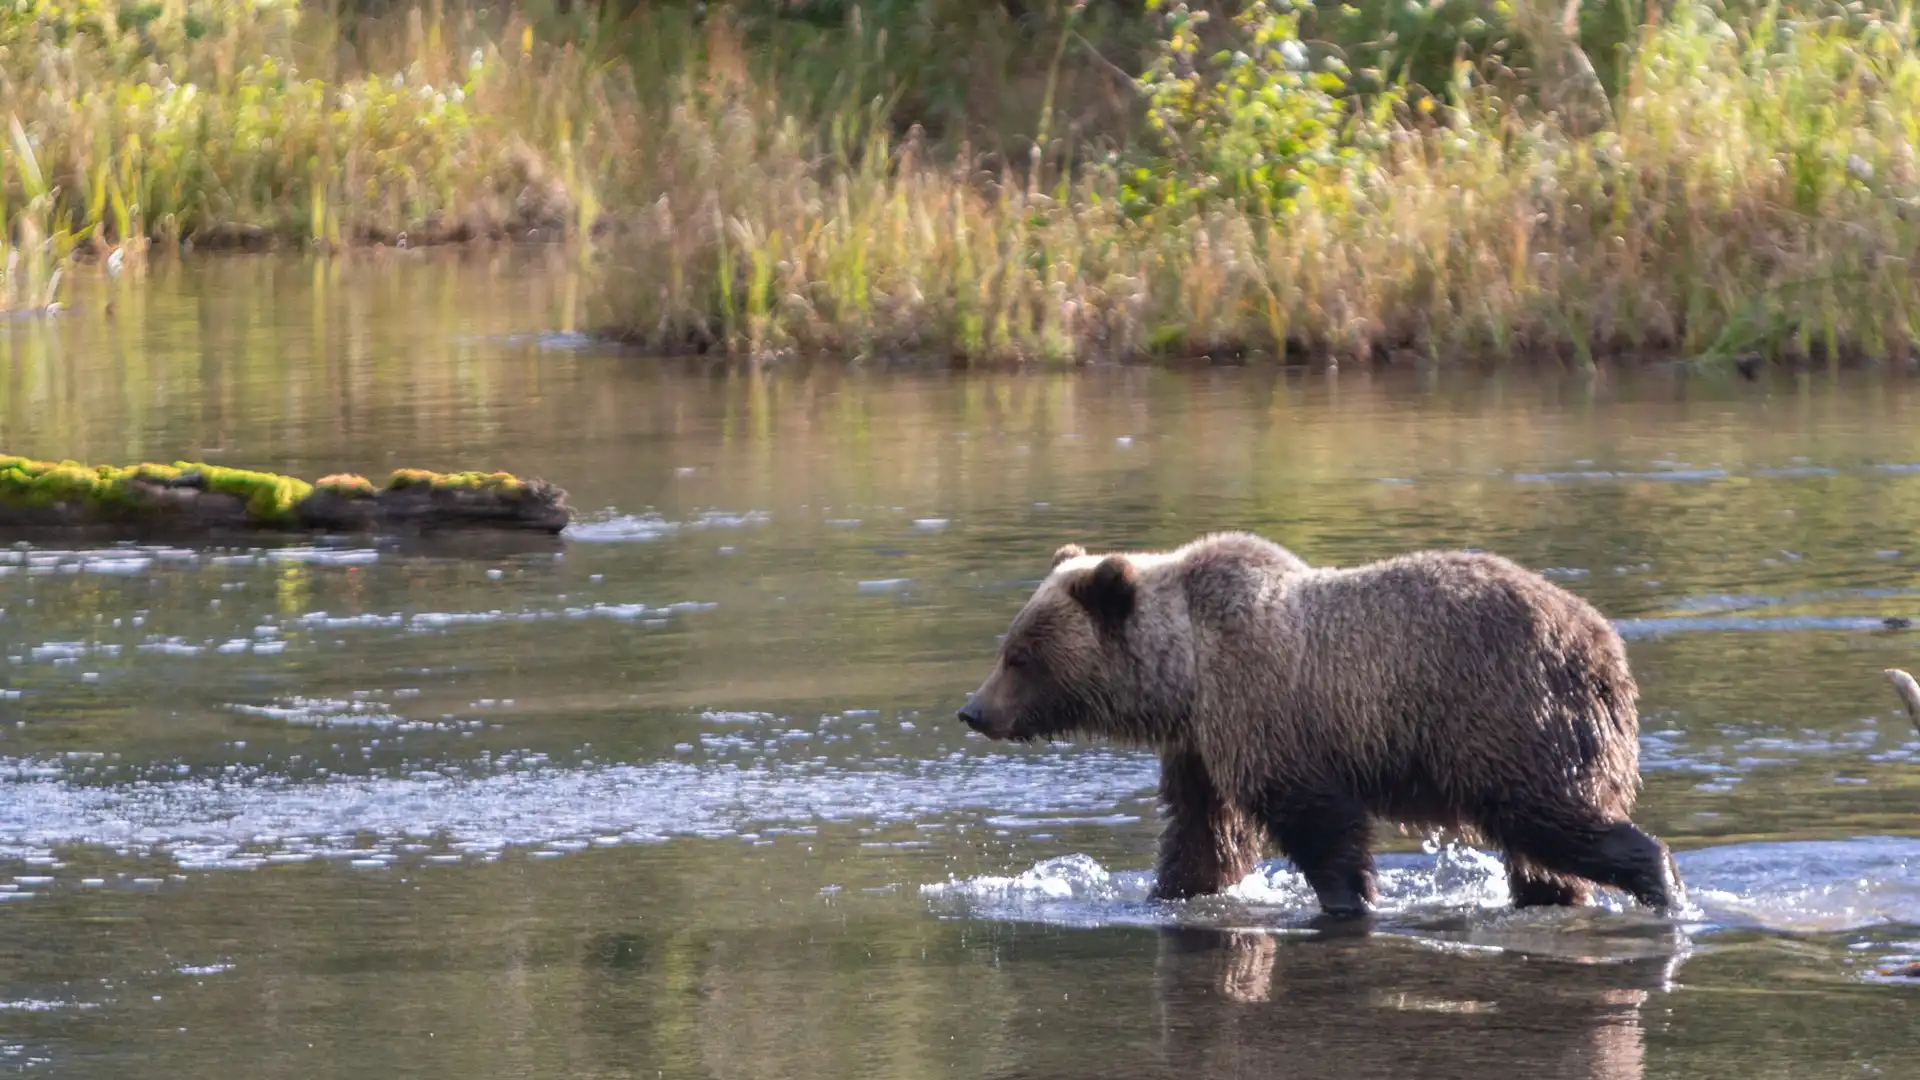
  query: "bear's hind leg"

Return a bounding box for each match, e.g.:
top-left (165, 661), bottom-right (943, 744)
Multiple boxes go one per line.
top-left (1505, 857), bottom-right (1595, 908)
top-left (1151, 747), bottom-right (1263, 901)
top-left (1502, 817), bottom-right (1683, 913)
top-left (1261, 790), bottom-right (1377, 918)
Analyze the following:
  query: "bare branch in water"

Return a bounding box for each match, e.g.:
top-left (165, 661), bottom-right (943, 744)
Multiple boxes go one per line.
top-left (1883, 668), bottom-right (1920, 733)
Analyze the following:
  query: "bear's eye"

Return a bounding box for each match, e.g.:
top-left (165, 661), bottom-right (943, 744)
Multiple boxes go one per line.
top-left (1004, 647), bottom-right (1033, 671)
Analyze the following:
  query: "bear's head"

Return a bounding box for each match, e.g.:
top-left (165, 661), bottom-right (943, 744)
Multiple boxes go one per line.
top-left (957, 542), bottom-right (1182, 743)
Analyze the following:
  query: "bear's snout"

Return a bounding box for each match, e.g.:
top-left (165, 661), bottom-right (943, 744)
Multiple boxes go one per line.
top-left (957, 698), bottom-right (988, 733)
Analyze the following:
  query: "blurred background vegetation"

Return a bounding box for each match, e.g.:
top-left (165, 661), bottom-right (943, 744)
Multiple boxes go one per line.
top-left (5, 0), bottom-right (1920, 369)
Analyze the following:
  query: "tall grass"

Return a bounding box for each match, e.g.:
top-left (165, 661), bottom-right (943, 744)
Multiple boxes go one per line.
top-left (0, 0), bottom-right (633, 283)
top-left (12, 0), bottom-right (1920, 368)
top-left (595, 0), bottom-right (1920, 369)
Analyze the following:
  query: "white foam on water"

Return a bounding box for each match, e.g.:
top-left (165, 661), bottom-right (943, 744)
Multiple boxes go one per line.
top-left (922, 836), bottom-right (1920, 944)
top-left (1615, 615), bottom-right (1907, 639)
top-left (0, 750), bottom-right (1159, 871)
top-left (136, 637), bottom-right (204, 656)
top-left (264, 601), bottom-right (710, 634)
top-left (226, 697), bottom-right (435, 731)
top-left (15, 594), bottom-right (716, 678)
top-left (923, 842), bottom-right (1515, 929)
top-left (29, 643), bottom-right (89, 662)
top-left (564, 509), bottom-right (770, 543)
top-left (562, 602), bottom-right (655, 620)
top-left (1679, 837), bottom-right (1920, 933)
top-left (924, 853), bottom-right (1128, 904)
top-left (1513, 468), bottom-right (1729, 483)
top-left (296, 612), bottom-right (406, 630)
top-left (265, 548), bottom-right (381, 566)
top-left (176, 963), bottom-right (234, 976)
top-left (409, 609), bottom-right (549, 630)
top-left (80, 557), bottom-right (153, 576)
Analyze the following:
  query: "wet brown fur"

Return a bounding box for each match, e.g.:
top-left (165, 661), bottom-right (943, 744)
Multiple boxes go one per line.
top-left (958, 532), bottom-right (1684, 917)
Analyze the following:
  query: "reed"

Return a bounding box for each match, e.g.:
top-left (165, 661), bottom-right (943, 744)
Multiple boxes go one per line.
top-left (11, 0), bottom-right (1920, 370)
top-left (595, 1), bottom-right (1920, 370)
top-left (0, 0), bottom-right (636, 279)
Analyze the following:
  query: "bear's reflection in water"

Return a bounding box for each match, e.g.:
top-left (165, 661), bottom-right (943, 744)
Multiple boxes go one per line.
top-left (1143, 924), bottom-right (1682, 1080)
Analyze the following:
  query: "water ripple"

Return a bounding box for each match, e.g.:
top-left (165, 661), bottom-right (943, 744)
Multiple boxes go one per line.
top-left (0, 751), bottom-right (1156, 871)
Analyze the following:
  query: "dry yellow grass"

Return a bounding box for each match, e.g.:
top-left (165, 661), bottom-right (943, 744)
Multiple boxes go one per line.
top-left (8, 0), bottom-right (1920, 371)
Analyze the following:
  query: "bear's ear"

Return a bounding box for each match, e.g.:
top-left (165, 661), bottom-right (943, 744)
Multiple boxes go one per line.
top-left (1069, 554), bottom-right (1137, 629)
top-left (1051, 543), bottom-right (1087, 570)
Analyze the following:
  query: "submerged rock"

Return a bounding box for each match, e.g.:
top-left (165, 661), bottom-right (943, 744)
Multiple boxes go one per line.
top-left (0, 456), bottom-right (570, 536)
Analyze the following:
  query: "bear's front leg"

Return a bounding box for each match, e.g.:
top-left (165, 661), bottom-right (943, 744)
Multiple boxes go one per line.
top-left (1151, 747), bottom-right (1263, 900)
top-left (1262, 790), bottom-right (1378, 918)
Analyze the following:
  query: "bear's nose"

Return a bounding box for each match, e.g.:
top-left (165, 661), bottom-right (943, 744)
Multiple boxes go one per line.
top-left (957, 699), bottom-right (986, 730)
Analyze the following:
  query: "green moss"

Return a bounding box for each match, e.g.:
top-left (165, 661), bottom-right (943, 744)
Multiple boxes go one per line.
top-left (0, 460), bottom-right (99, 508)
top-left (385, 468), bottom-right (440, 490)
top-left (84, 466), bottom-right (150, 508)
top-left (315, 473), bottom-right (378, 497)
top-left (177, 463), bottom-right (313, 524)
top-left (0, 454), bottom-right (313, 523)
top-left (0, 454), bottom-right (542, 526)
top-left (386, 469), bottom-right (526, 495)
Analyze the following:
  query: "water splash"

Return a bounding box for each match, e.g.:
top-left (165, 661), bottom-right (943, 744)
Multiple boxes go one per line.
top-left (926, 835), bottom-right (1920, 941)
top-left (924, 842), bottom-right (1516, 930)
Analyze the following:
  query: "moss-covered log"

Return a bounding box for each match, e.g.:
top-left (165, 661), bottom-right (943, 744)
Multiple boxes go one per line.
top-left (0, 456), bottom-right (571, 535)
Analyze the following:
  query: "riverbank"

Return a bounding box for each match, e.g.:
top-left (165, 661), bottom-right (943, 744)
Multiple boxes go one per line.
top-left (593, 1), bottom-right (1920, 371)
top-left (9, 2), bottom-right (1920, 371)
top-left (0, 0), bottom-right (626, 286)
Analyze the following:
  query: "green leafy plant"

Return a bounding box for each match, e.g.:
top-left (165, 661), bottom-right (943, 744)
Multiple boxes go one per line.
top-left (1132, 0), bottom-right (1353, 217)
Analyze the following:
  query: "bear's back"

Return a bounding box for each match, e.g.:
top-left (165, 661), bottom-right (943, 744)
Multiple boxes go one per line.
top-left (1189, 546), bottom-right (1636, 812)
top-left (1285, 549), bottom-right (1624, 691)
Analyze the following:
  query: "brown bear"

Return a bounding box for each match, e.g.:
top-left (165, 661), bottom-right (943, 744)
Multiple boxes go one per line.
top-left (956, 532), bottom-right (1683, 918)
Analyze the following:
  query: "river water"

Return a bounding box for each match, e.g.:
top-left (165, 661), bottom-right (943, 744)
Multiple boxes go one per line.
top-left (0, 253), bottom-right (1916, 1078)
